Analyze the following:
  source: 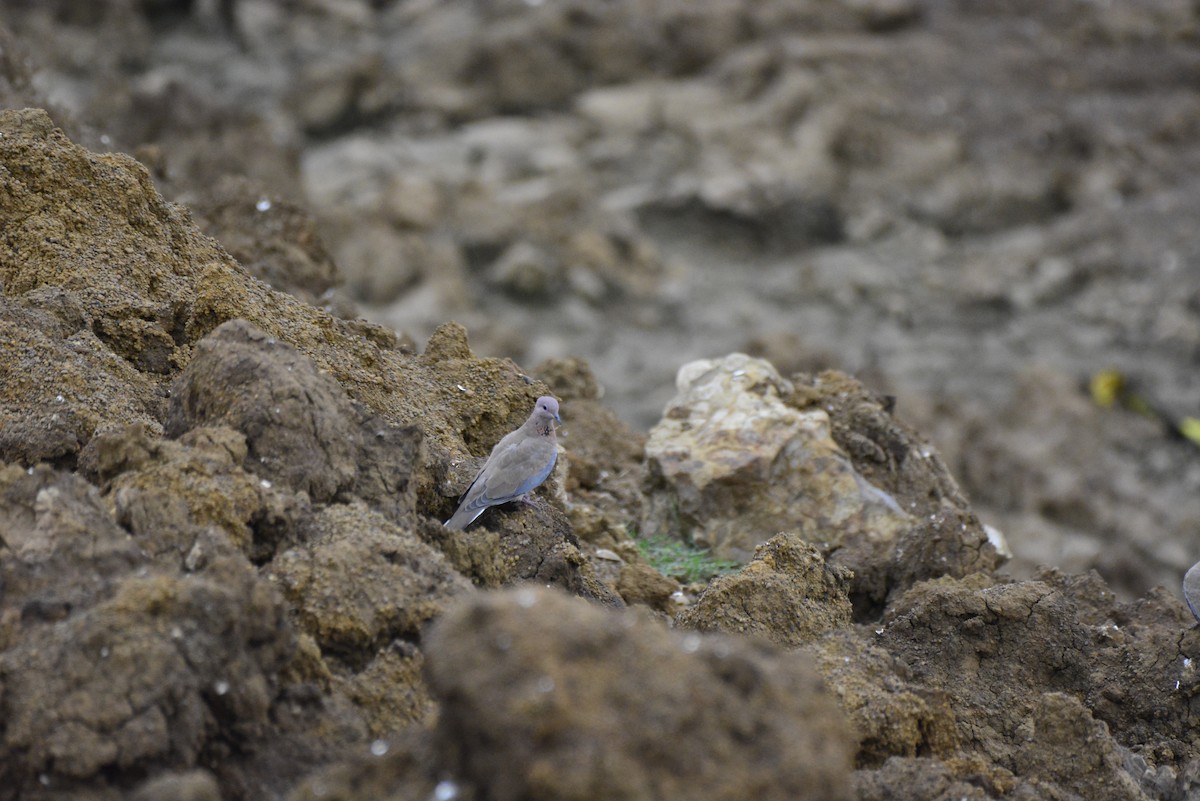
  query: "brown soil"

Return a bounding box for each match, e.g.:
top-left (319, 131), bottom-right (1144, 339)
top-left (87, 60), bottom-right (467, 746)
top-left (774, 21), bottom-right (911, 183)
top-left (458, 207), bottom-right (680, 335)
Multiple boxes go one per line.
top-left (2, 2), bottom-right (1200, 799)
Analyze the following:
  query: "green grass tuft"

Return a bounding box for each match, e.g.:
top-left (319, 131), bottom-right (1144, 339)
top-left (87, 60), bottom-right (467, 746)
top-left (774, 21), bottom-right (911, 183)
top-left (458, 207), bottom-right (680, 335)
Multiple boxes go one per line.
top-left (632, 530), bottom-right (741, 584)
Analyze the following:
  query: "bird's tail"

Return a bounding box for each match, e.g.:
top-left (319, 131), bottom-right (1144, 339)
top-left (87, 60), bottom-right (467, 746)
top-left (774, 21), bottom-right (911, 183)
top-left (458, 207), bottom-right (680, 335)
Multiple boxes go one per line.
top-left (443, 506), bottom-right (482, 531)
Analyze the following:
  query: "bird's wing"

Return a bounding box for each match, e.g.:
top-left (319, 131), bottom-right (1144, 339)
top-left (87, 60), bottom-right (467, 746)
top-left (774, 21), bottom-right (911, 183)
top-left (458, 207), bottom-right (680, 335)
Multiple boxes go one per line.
top-left (476, 436), bottom-right (556, 503)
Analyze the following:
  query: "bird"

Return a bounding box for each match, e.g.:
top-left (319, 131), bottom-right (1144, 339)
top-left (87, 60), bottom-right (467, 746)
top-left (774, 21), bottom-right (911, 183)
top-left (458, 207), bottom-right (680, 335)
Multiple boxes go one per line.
top-left (1185, 559), bottom-right (1200, 624)
top-left (443, 396), bottom-right (561, 530)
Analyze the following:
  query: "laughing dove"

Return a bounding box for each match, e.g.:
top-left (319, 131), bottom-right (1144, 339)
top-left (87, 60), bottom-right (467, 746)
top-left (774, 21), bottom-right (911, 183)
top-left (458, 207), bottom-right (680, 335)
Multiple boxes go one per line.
top-left (444, 396), bottom-right (561, 530)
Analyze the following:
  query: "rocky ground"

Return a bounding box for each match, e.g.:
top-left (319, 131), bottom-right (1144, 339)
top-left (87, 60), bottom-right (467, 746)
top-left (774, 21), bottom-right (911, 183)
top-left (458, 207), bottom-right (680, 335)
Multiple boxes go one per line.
top-left (2, 1), bottom-right (1200, 799)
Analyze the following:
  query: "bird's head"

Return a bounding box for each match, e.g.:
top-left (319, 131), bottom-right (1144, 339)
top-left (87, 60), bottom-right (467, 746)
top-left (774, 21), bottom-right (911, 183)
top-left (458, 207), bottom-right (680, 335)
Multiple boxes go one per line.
top-left (534, 395), bottom-right (561, 424)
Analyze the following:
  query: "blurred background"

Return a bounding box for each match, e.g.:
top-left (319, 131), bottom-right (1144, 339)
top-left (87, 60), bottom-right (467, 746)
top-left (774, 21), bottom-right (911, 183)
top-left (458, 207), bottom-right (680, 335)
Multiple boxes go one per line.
top-left (5, 0), bottom-right (1200, 598)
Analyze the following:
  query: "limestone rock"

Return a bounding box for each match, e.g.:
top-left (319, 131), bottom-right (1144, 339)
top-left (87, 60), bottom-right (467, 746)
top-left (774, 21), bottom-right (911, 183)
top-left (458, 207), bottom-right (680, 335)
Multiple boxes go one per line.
top-left (644, 353), bottom-right (911, 563)
top-left (647, 360), bottom-right (1000, 614)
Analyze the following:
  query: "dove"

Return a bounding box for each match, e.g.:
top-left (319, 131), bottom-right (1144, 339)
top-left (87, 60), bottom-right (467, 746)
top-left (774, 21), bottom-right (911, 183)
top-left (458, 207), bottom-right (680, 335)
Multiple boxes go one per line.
top-left (1185, 559), bottom-right (1200, 623)
top-left (443, 396), bottom-right (561, 530)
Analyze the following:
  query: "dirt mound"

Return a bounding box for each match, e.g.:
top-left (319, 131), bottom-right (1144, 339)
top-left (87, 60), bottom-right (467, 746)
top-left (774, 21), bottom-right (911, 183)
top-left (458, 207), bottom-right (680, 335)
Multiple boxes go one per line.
top-left (0, 110), bottom-right (632, 798)
top-left (424, 587), bottom-right (855, 801)
top-left (3, 2), bottom-right (1200, 795)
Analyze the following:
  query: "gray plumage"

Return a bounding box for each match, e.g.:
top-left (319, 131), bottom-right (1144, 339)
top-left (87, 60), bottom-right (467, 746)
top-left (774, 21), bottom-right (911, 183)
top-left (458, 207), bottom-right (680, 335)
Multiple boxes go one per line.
top-left (1185, 559), bottom-right (1200, 623)
top-left (443, 396), bottom-right (561, 530)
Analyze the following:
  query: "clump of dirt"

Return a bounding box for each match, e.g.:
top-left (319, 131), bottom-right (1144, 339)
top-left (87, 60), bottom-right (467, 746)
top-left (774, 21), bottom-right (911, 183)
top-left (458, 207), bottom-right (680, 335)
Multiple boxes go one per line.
top-left (0, 463), bottom-right (337, 799)
top-left (676, 532), bottom-right (853, 646)
top-left (87, 423), bottom-right (309, 563)
top-left (869, 569), bottom-right (1200, 799)
top-left (424, 586), bottom-right (856, 801)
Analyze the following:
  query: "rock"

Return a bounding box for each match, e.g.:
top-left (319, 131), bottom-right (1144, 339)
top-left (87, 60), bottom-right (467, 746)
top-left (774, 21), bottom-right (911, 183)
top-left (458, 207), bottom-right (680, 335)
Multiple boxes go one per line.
top-left (113, 49), bottom-right (304, 197)
top-left (0, 464), bottom-right (374, 799)
top-left (373, 0), bottom-right (756, 120)
top-left (166, 319), bottom-right (360, 501)
top-left (1009, 692), bottom-right (1146, 801)
top-left (791, 369), bottom-right (999, 614)
top-left (0, 31), bottom-right (48, 115)
top-left (852, 756), bottom-right (1008, 801)
top-left (0, 113), bottom-right (648, 799)
top-left (0, 461), bottom-right (362, 799)
top-left (912, 162), bottom-right (1070, 237)
top-left (840, 0), bottom-right (921, 32)
top-left (488, 239), bottom-right (561, 299)
top-left (10, 4), bottom-right (1200, 798)
top-left (881, 574), bottom-right (1090, 757)
top-left (384, 173), bottom-right (444, 230)
top-left (420, 320), bottom-right (473, 362)
top-left (336, 225), bottom-right (459, 305)
top-left (676, 532), bottom-right (853, 647)
top-left (644, 354), bottom-right (911, 567)
top-left (0, 107), bottom-right (390, 473)
top-left (287, 729), bottom-right (441, 801)
top-left (331, 645), bottom-right (436, 736)
top-left (427, 505), bottom-right (623, 606)
top-left (424, 586), bottom-right (855, 801)
top-left (5, 0), bottom-right (1200, 797)
top-left (615, 560), bottom-right (680, 612)
top-left (0, 106), bottom-right (408, 421)
top-left (291, 49), bottom-right (385, 135)
top-left (0, 108), bottom-right (207, 368)
top-left (1055, 569), bottom-right (1200, 755)
top-left (802, 371), bottom-right (973, 515)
